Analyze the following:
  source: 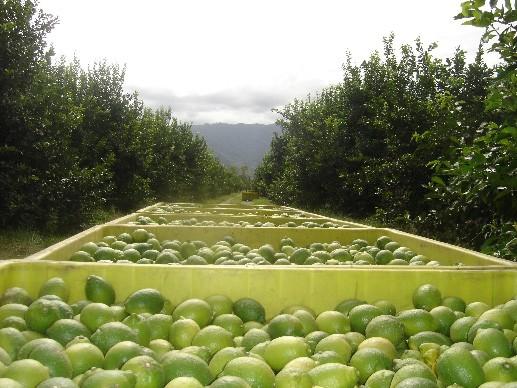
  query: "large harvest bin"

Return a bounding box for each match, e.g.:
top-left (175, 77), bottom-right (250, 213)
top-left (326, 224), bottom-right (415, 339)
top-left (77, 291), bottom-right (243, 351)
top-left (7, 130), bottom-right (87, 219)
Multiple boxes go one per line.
top-left (26, 225), bottom-right (513, 267)
top-left (109, 213), bottom-right (366, 228)
top-left (0, 261), bottom-right (515, 316)
top-left (137, 202), bottom-right (284, 212)
top-left (242, 191), bottom-right (259, 201)
top-left (137, 206), bottom-right (316, 218)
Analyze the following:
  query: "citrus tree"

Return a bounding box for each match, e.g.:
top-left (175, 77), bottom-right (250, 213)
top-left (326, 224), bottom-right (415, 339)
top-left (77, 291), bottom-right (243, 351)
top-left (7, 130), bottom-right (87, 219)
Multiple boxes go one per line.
top-left (426, 0), bottom-right (516, 258)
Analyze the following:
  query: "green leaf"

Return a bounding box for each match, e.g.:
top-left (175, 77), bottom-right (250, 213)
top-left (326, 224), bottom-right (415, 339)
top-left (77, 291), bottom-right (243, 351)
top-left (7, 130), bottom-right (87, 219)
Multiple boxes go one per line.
top-left (501, 127), bottom-right (517, 137)
top-left (431, 176), bottom-right (446, 187)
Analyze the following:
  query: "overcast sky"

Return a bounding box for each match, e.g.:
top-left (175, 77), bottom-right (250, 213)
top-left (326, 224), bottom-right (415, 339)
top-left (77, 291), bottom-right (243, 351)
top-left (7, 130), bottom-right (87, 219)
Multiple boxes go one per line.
top-left (39, 0), bottom-right (489, 124)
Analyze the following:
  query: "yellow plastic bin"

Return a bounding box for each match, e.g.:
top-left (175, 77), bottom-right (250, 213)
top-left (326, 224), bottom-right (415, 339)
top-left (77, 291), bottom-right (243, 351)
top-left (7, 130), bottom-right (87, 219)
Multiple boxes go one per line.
top-left (108, 213), bottom-right (364, 228)
top-left (0, 261), bottom-right (515, 317)
top-left (242, 191), bottom-right (260, 201)
top-left (137, 207), bottom-right (314, 218)
top-left (138, 202), bottom-right (285, 213)
top-left (25, 225), bottom-right (513, 267)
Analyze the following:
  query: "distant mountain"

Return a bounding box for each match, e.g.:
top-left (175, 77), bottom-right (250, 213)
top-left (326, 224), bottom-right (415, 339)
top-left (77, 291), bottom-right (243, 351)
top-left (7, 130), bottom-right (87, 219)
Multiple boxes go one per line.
top-left (192, 123), bottom-right (280, 172)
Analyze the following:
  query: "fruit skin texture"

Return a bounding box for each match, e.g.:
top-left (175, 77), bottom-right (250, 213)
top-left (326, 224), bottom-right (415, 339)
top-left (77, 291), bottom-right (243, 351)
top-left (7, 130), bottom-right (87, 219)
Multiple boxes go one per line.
top-left (85, 275), bottom-right (116, 305)
top-left (436, 347), bottom-right (485, 388)
top-left (473, 327), bottom-right (513, 358)
top-left (263, 336), bottom-right (310, 372)
top-left (161, 351), bottom-right (213, 386)
top-left (233, 298), bottom-right (266, 324)
top-left (397, 309), bottom-right (438, 337)
top-left (308, 362), bottom-right (359, 388)
top-left (349, 347), bottom-right (392, 384)
top-left (365, 314), bottom-right (405, 347)
top-left (125, 288), bottom-right (164, 315)
top-left (90, 322), bottom-right (138, 354)
top-left (222, 356), bottom-right (275, 388)
top-left (412, 284), bottom-right (442, 311)
top-left (482, 356), bottom-right (517, 382)
top-left (3, 359), bottom-right (50, 388)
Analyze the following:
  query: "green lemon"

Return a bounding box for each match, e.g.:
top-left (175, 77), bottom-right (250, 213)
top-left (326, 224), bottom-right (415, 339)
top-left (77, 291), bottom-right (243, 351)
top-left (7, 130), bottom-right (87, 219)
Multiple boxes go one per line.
top-left (0, 327), bottom-right (27, 360)
top-left (85, 275), bottom-right (116, 305)
top-left (364, 369), bottom-right (394, 388)
top-left (315, 334), bottom-right (353, 363)
top-left (473, 328), bottom-right (513, 358)
top-left (146, 314), bottom-right (173, 341)
top-left (397, 309), bottom-right (438, 337)
top-left (213, 314), bottom-right (244, 337)
top-left (365, 315), bottom-right (405, 346)
top-left (80, 369), bottom-right (135, 388)
top-left (308, 362), bottom-right (359, 388)
top-left (26, 298), bottom-right (73, 334)
top-left (161, 351), bottom-right (213, 386)
top-left (26, 340), bottom-right (73, 378)
top-left (90, 322), bottom-right (138, 354)
top-left (210, 376), bottom-right (252, 388)
top-left (241, 328), bottom-right (270, 352)
top-left (172, 299), bottom-right (213, 328)
top-left (349, 304), bottom-right (383, 334)
top-left (209, 347), bottom-right (247, 377)
top-left (169, 319), bottom-right (200, 349)
top-left (3, 359), bottom-right (50, 388)
top-left (233, 298), bottom-right (266, 324)
top-left (221, 356), bottom-right (275, 388)
top-left (64, 342), bottom-right (104, 377)
top-left (121, 355), bottom-right (165, 388)
top-left (263, 336), bottom-right (310, 372)
top-left (436, 347), bottom-right (485, 388)
top-left (390, 363), bottom-right (436, 387)
top-left (191, 325), bottom-right (234, 356)
top-left (125, 289), bottom-right (164, 315)
top-left (349, 347), bottom-right (393, 384)
top-left (47, 319), bottom-right (91, 347)
top-left (267, 314), bottom-right (304, 339)
top-left (204, 295), bottom-right (234, 317)
top-left (482, 356), bottom-right (517, 382)
top-left (316, 311), bottom-right (350, 334)
top-left (412, 284), bottom-right (442, 311)
top-left (164, 377), bottom-right (204, 387)
top-left (450, 316), bottom-right (477, 343)
top-left (104, 340), bottom-right (146, 370)
top-left (39, 278), bottom-right (70, 302)
top-left (79, 303), bottom-right (116, 332)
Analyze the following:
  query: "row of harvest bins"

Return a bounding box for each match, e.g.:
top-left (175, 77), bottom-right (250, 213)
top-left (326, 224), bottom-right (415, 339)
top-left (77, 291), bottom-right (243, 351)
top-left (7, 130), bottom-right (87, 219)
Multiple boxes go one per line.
top-left (0, 201), bottom-right (515, 387)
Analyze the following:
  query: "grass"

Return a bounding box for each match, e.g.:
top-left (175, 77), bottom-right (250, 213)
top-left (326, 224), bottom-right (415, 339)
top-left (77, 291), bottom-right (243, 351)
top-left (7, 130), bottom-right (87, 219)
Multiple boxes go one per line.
top-left (0, 229), bottom-right (68, 260)
top-left (0, 208), bottom-right (124, 261)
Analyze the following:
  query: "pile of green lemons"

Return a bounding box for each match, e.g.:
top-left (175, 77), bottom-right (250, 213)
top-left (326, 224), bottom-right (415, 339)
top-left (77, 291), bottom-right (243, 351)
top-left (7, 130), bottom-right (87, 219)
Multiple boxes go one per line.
top-left (0, 276), bottom-right (516, 387)
top-left (68, 229), bottom-right (443, 266)
top-left (149, 207), bottom-right (308, 218)
top-left (131, 215), bottom-right (346, 229)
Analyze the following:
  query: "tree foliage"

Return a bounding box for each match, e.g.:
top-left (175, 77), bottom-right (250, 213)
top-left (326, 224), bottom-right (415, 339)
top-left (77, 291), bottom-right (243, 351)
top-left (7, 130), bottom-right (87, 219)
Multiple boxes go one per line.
top-left (0, 0), bottom-right (245, 231)
top-left (255, 0), bottom-right (517, 259)
top-left (427, 0), bottom-right (517, 258)
top-left (254, 34), bottom-right (505, 254)
top-left (255, 35), bottom-right (492, 214)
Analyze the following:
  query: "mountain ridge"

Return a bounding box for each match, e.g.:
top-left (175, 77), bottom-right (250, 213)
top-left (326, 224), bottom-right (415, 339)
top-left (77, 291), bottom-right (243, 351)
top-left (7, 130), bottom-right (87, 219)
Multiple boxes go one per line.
top-left (192, 123), bottom-right (280, 172)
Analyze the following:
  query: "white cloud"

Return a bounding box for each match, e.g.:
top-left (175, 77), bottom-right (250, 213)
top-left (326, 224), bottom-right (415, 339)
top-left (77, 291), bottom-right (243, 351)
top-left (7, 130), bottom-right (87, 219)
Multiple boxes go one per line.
top-left (40, 0), bottom-right (487, 124)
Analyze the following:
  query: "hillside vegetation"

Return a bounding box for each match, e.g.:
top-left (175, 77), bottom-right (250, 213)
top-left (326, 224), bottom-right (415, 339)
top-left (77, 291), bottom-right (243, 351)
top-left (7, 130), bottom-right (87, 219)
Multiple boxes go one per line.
top-left (0, 0), bottom-right (246, 232)
top-left (193, 123), bottom-right (279, 172)
top-left (254, 1), bottom-right (516, 259)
